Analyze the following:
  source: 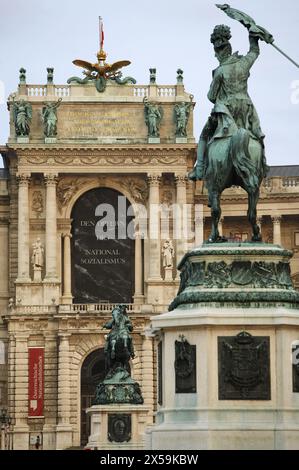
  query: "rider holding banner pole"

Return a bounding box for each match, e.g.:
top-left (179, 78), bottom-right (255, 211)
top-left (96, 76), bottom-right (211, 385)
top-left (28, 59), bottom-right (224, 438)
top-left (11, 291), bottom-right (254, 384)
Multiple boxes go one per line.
top-left (189, 22), bottom-right (268, 182)
top-left (103, 305), bottom-right (135, 362)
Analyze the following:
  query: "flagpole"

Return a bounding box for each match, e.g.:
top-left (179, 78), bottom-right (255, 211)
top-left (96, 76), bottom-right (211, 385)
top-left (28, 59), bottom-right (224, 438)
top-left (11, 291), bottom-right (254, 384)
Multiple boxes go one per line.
top-left (99, 16), bottom-right (101, 50)
top-left (271, 43), bottom-right (299, 69)
top-left (99, 16), bottom-right (104, 50)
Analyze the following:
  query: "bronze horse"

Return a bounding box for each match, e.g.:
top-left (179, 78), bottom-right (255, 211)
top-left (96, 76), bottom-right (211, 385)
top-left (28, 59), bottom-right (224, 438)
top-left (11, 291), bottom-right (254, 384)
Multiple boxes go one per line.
top-left (189, 23), bottom-right (269, 243)
top-left (103, 306), bottom-right (135, 372)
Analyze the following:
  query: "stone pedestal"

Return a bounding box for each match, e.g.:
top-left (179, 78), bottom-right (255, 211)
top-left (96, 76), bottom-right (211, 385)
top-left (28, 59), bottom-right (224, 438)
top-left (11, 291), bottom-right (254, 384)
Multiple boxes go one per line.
top-left (17, 136), bottom-right (29, 143)
top-left (45, 137), bottom-right (57, 144)
top-left (33, 267), bottom-right (42, 282)
top-left (164, 266), bottom-right (173, 281)
top-left (175, 137), bottom-right (187, 144)
top-left (86, 404), bottom-right (150, 450)
top-left (146, 243), bottom-right (299, 450)
top-left (148, 137), bottom-right (160, 144)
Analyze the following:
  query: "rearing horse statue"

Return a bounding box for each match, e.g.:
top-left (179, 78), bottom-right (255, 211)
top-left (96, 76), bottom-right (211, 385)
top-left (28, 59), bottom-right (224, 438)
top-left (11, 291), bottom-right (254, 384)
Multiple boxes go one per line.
top-left (189, 22), bottom-right (269, 242)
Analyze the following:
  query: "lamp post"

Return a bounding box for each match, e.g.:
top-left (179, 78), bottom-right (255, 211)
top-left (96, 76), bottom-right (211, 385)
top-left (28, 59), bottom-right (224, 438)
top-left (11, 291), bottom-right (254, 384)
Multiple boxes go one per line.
top-left (0, 408), bottom-right (12, 450)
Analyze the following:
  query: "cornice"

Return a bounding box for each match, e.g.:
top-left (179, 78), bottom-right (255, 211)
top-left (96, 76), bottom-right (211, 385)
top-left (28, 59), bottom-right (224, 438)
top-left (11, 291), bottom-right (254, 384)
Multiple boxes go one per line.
top-left (10, 143), bottom-right (197, 154)
top-left (14, 149), bottom-right (194, 170)
top-left (196, 194), bottom-right (299, 203)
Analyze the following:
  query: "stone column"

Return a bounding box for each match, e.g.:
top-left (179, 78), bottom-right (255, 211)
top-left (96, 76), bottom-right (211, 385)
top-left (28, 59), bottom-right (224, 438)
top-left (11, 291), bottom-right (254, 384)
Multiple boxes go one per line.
top-left (7, 334), bottom-right (16, 427)
top-left (194, 202), bottom-right (204, 247)
top-left (219, 217), bottom-right (224, 237)
top-left (56, 333), bottom-right (72, 449)
top-left (272, 216), bottom-right (282, 245)
top-left (62, 232), bottom-right (73, 304)
top-left (175, 174), bottom-right (187, 268)
top-left (0, 217), bottom-right (9, 298)
top-left (17, 174), bottom-right (31, 281)
top-left (42, 334), bottom-right (58, 447)
top-left (134, 219), bottom-right (144, 304)
top-left (44, 174), bottom-right (58, 280)
top-left (148, 175), bottom-right (162, 280)
top-left (14, 334), bottom-right (29, 449)
top-left (257, 216), bottom-right (263, 238)
top-left (194, 216), bottom-right (205, 246)
top-left (57, 333), bottom-right (71, 424)
top-left (141, 334), bottom-right (154, 420)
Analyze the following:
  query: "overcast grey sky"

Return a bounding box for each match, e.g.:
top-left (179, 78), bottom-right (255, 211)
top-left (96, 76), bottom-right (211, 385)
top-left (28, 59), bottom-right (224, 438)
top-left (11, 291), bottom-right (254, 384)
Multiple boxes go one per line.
top-left (0, 0), bottom-right (298, 166)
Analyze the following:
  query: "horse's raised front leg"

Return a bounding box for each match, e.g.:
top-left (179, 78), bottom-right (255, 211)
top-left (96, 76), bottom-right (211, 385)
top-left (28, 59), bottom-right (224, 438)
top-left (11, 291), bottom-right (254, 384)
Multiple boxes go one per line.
top-left (248, 189), bottom-right (262, 242)
top-left (208, 191), bottom-right (222, 243)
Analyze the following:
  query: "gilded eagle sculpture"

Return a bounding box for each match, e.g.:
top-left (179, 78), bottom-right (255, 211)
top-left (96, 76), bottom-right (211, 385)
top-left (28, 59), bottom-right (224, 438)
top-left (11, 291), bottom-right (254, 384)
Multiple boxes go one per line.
top-left (72, 57), bottom-right (131, 79)
top-left (67, 17), bottom-right (136, 92)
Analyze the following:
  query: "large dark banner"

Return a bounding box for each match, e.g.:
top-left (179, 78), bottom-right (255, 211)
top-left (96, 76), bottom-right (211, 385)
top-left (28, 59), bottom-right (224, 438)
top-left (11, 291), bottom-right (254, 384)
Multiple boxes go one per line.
top-left (71, 188), bottom-right (135, 303)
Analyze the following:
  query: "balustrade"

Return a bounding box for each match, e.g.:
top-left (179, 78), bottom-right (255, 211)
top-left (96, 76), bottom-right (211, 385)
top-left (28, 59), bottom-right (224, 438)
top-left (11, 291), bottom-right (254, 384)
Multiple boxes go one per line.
top-left (133, 86), bottom-right (148, 97)
top-left (157, 86), bottom-right (176, 97)
top-left (27, 86), bottom-right (47, 97)
top-left (54, 86), bottom-right (70, 97)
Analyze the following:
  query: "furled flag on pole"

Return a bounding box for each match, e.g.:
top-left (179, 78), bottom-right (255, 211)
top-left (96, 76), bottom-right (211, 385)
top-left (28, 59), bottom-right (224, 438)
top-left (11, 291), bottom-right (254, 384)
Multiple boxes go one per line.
top-left (216, 4), bottom-right (299, 69)
top-left (216, 4), bottom-right (274, 43)
top-left (99, 16), bottom-right (104, 50)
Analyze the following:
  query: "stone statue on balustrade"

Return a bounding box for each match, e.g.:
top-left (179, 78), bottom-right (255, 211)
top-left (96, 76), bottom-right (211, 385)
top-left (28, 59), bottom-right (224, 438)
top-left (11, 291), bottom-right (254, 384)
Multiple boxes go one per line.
top-left (12, 99), bottom-right (32, 136)
top-left (94, 305), bottom-right (143, 405)
top-left (143, 97), bottom-right (163, 137)
top-left (174, 97), bottom-right (193, 137)
top-left (42, 98), bottom-right (62, 137)
top-left (31, 238), bottom-right (44, 281)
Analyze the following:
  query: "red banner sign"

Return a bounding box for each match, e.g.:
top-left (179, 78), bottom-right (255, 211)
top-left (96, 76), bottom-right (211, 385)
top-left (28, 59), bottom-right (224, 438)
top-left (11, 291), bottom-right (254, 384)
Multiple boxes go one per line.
top-left (28, 348), bottom-right (44, 417)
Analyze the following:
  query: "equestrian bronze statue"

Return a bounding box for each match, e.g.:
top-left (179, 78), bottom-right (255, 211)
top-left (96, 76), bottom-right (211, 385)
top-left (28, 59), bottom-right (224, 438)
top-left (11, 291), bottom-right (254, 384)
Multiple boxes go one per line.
top-left (188, 4), bottom-right (298, 243)
top-left (103, 304), bottom-right (135, 373)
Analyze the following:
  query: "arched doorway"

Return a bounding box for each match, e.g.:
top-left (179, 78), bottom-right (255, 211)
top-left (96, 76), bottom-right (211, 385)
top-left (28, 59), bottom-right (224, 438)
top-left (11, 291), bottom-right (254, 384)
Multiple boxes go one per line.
top-left (80, 349), bottom-right (105, 446)
top-left (71, 187), bottom-right (135, 303)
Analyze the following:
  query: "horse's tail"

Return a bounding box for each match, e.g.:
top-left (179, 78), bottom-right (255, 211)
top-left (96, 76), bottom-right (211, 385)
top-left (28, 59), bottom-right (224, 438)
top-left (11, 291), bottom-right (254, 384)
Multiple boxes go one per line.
top-left (230, 128), bottom-right (259, 191)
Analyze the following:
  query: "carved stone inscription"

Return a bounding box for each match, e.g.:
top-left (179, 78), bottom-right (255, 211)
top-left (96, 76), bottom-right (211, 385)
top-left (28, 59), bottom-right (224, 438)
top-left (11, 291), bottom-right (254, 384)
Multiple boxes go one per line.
top-left (218, 332), bottom-right (271, 400)
top-left (175, 336), bottom-right (196, 393)
top-left (59, 105), bottom-right (140, 139)
top-left (71, 188), bottom-right (134, 303)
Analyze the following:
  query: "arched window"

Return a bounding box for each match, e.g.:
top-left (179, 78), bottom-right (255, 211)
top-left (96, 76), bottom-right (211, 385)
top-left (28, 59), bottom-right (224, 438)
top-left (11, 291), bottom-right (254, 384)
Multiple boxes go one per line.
top-left (71, 187), bottom-right (135, 303)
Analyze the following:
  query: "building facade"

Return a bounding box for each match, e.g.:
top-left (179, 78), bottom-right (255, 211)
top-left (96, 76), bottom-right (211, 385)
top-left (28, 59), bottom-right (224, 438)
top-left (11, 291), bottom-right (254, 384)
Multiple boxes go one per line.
top-left (0, 67), bottom-right (196, 449)
top-left (0, 64), bottom-right (299, 449)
